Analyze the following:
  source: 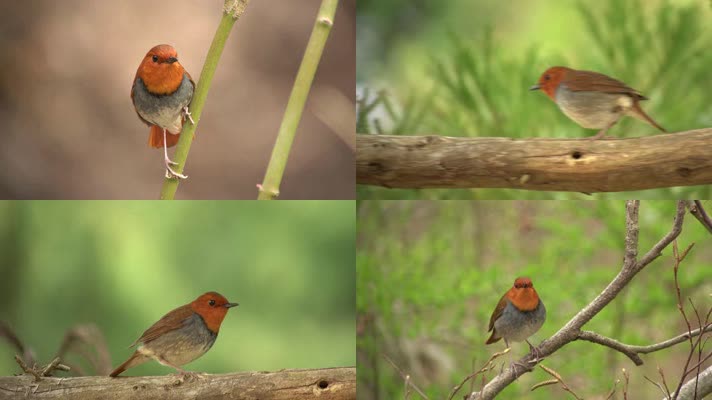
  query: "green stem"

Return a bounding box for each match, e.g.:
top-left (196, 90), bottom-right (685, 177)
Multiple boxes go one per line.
top-left (257, 0), bottom-right (339, 200)
top-left (160, 0), bottom-right (250, 200)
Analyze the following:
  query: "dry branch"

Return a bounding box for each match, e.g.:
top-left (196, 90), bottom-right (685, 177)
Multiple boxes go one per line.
top-left (356, 129), bottom-right (712, 192)
top-left (577, 325), bottom-right (712, 366)
top-left (0, 367), bottom-right (355, 400)
top-left (466, 201), bottom-right (687, 400)
top-left (671, 365), bottom-right (712, 400)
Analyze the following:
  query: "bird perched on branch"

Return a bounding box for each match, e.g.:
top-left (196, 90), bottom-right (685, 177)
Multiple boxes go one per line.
top-left (132, 44), bottom-right (195, 179)
top-left (486, 277), bottom-right (546, 353)
top-left (531, 66), bottom-right (666, 139)
top-left (110, 292), bottom-right (238, 377)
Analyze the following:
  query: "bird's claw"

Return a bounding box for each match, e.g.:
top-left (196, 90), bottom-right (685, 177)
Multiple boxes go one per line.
top-left (165, 166), bottom-right (188, 180)
top-left (175, 371), bottom-right (206, 382)
top-left (183, 107), bottom-right (195, 125)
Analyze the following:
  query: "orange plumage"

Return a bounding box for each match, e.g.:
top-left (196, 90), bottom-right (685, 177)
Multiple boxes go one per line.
top-left (485, 277), bottom-right (546, 346)
top-left (131, 44), bottom-right (195, 179)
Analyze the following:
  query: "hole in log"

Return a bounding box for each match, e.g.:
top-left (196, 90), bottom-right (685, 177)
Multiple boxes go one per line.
top-left (318, 380), bottom-right (329, 389)
top-left (571, 151), bottom-right (583, 160)
top-left (677, 167), bottom-right (692, 177)
top-left (368, 162), bottom-right (385, 173)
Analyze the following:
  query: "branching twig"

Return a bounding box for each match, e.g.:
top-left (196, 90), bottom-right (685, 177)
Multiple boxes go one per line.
top-left (687, 200), bottom-right (712, 234)
top-left (531, 364), bottom-right (583, 400)
top-left (604, 376), bottom-right (618, 400)
top-left (14, 355), bottom-right (70, 382)
top-left (382, 354), bottom-right (430, 400)
top-left (466, 201), bottom-right (688, 400)
top-left (446, 349), bottom-right (507, 400)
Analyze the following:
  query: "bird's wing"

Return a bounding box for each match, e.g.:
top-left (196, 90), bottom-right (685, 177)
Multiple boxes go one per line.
top-left (185, 70), bottom-right (196, 104)
top-left (129, 304), bottom-right (193, 347)
top-left (131, 77), bottom-right (153, 127)
top-left (565, 70), bottom-right (647, 100)
top-left (487, 294), bottom-right (508, 332)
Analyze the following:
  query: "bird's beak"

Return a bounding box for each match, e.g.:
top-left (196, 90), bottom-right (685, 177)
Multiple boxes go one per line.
top-left (225, 302), bottom-right (239, 308)
top-left (167, 57), bottom-right (178, 64)
top-left (529, 84), bottom-right (540, 91)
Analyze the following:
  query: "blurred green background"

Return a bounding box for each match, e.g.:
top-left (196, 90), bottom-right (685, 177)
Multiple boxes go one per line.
top-left (0, 201), bottom-right (355, 376)
top-left (356, 0), bottom-right (712, 199)
top-left (357, 201), bottom-right (711, 399)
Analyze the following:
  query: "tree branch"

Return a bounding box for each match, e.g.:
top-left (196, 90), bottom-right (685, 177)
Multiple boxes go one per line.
top-left (356, 129), bottom-right (712, 192)
top-left (0, 367), bottom-right (354, 400)
top-left (466, 201), bottom-right (687, 400)
top-left (577, 325), bottom-right (712, 366)
top-left (669, 365), bottom-right (712, 400)
top-left (687, 200), bottom-right (712, 234)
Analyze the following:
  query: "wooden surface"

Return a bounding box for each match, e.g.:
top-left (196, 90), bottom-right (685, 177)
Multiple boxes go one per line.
top-left (356, 129), bottom-right (712, 192)
top-left (0, 367), bottom-right (355, 400)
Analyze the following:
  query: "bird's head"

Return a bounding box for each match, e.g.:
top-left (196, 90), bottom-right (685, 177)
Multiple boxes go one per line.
top-left (191, 291), bottom-right (239, 333)
top-left (530, 66), bottom-right (571, 100)
top-left (136, 44), bottom-right (187, 94)
top-left (506, 276), bottom-right (540, 311)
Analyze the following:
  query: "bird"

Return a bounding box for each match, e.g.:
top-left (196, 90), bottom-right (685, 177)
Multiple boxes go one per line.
top-left (109, 292), bottom-right (238, 377)
top-left (530, 66), bottom-right (666, 139)
top-left (485, 277), bottom-right (546, 353)
top-left (132, 44), bottom-right (195, 179)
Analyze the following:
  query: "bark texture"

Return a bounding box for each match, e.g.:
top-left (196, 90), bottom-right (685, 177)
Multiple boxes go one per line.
top-left (356, 129), bottom-right (712, 192)
top-left (0, 367), bottom-right (355, 400)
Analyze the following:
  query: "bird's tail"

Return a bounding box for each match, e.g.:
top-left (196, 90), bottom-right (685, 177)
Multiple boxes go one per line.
top-left (109, 351), bottom-right (148, 377)
top-left (485, 331), bottom-right (501, 345)
top-left (148, 125), bottom-right (180, 149)
top-left (631, 102), bottom-right (667, 133)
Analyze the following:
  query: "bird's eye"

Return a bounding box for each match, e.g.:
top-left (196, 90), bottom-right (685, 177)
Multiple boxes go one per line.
top-left (152, 55), bottom-right (159, 63)
top-left (208, 299), bottom-right (216, 306)
top-left (544, 75), bottom-right (550, 81)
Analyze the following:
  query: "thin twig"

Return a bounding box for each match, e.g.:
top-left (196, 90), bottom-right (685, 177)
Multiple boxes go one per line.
top-left (447, 349), bottom-right (507, 400)
top-left (14, 355), bottom-right (41, 382)
top-left (687, 200), bottom-right (712, 234)
top-left (644, 374), bottom-right (668, 398)
top-left (671, 241), bottom-right (696, 400)
top-left (604, 378), bottom-right (618, 400)
top-left (382, 354), bottom-right (430, 400)
top-left (532, 364), bottom-right (583, 400)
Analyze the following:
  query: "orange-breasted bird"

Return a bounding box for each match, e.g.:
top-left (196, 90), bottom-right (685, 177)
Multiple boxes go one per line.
top-left (530, 66), bottom-right (666, 140)
top-left (110, 292), bottom-right (238, 377)
top-left (485, 277), bottom-right (546, 350)
top-left (132, 44), bottom-right (195, 179)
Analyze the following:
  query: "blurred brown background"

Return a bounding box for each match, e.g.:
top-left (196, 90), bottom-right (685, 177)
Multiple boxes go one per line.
top-left (0, 0), bottom-right (355, 199)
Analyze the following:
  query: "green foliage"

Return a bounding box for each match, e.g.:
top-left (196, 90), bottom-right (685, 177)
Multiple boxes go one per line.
top-left (0, 201), bottom-right (355, 376)
top-left (357, 0), bottom-right (712, 199)
top-left (356, 201), bottom-right (711, 399)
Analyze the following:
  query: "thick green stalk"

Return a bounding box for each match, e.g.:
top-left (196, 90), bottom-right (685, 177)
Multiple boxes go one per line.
top-left (257, 0), bottom-right (339, 200)
top-left (160, 0), bottom-right (250, 200)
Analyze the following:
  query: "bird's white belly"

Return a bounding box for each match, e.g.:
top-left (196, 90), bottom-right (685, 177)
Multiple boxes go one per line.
top-left (555, 86), bottom-right (632, 129)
